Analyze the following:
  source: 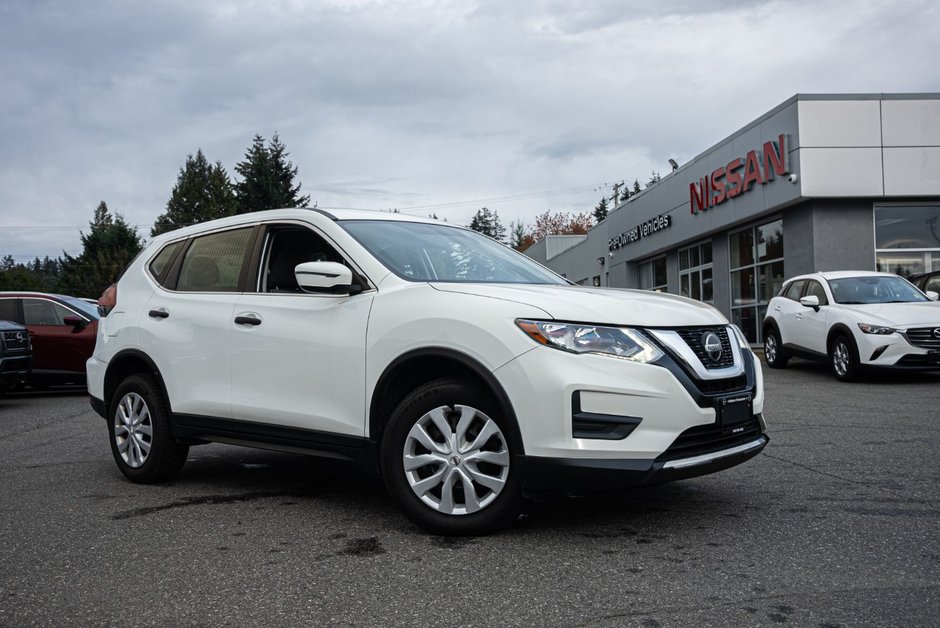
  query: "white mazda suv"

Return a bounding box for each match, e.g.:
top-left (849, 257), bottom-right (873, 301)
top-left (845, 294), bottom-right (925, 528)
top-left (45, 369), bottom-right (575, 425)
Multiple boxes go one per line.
top-left (762, 271), bottom-right (940, 381)
top-left (87, 208), bottom-right (767, 535)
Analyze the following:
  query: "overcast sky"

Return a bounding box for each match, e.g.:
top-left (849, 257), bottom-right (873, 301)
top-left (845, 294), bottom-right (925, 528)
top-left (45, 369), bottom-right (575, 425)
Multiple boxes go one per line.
top-left (1, 0), bottom-right (938, 259)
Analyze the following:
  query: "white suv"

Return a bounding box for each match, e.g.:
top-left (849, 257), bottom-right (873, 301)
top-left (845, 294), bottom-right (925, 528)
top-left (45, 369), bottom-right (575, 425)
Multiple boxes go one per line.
top-left (762, 271), bottom-right (940, 381)
top-left (88, 208), bottom-right (767, 535)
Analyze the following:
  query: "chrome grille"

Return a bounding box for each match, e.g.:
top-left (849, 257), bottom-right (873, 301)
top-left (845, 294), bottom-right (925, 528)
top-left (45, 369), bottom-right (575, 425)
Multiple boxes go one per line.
top-left (674, 326), bottom-right (735, 370)
top-left (905, 327), bottom-right (940, 350)
top-left (2, 330), bottom-right (30, 352)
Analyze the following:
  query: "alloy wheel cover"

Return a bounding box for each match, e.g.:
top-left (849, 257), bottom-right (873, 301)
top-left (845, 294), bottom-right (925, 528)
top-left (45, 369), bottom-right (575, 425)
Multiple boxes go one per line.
top-left (114, 392), bottom-right (154, 468)
top-left (765, 334), bottom-right (777, 362)
top-left (402, 404), bottom-right (510, 515)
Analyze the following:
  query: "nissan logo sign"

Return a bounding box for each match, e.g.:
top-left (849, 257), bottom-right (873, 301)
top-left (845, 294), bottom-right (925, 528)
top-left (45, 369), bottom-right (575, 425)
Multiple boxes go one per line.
top-left (702, 332), bottom-right (723, 362)
top-left (934, 328), bottom-right (940, 339)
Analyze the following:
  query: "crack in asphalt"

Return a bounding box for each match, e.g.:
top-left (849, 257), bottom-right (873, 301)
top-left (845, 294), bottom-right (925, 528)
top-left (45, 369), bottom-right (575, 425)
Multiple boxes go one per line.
top-left (0, 408), bottom-right (96, 442)
top-left (111, 491), bottom-right (308, 520)
top-left (573, 584), bottom-right (940, 626)
top-left (762, 452), bottom-right (940, 512)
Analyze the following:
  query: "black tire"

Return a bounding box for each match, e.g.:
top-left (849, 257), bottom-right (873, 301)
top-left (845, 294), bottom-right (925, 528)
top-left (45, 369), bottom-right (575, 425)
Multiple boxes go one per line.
top-left (380, 377), bottom-right (522, 536)
top-left (829, 334), bottom-right (860, 382)
top-left (763, 326), bottom-right (789, 369)
top-left (108, 374), bottom-right (188, 483)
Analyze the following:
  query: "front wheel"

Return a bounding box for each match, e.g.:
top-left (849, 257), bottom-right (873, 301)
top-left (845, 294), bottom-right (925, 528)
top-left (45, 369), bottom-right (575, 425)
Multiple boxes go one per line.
top-left (380, 378), bottom-right (522, 536)
top-left (829, 335), bottom-right (860, 382)
top-left (763, 327), bottom-right (789, 369)
top-left (109, 374), bottom-right (188, 483)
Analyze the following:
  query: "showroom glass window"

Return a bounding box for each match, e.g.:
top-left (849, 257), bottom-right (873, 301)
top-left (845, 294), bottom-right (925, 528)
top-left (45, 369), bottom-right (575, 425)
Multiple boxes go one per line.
top-left (638, 256), bottom-right (667, 292)
top-left (679, 241), bottom-right (713, 303)
top-left (874, 205), bottom-right (940, 277)
top-left (730, 218), bottom-right (784, 343)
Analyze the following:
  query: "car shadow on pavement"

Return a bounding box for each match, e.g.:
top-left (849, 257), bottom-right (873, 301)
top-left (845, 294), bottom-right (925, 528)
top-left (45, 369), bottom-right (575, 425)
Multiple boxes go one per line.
top-left (125, 443), bottom-right (746, 537)
top-left (771, 357), bottom-right (940, 384)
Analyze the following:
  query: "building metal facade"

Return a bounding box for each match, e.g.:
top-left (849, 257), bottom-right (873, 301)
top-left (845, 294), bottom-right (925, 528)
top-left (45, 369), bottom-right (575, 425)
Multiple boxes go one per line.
top-left (524, 93), bottom-right (940, 343)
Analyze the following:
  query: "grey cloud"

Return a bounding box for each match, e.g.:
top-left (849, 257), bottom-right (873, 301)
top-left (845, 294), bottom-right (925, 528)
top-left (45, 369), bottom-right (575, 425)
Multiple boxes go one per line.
top-left (1, 0), bottom-right (939, 258)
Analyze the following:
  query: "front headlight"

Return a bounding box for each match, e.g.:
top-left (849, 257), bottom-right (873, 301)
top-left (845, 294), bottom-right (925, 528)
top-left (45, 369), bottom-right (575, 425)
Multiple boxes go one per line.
top-left (857, 323), bottom-right (896, 335)
top-left (729, 324), bottom-right (751, 350)
top-left (515, 319), bottom-right (664, 363)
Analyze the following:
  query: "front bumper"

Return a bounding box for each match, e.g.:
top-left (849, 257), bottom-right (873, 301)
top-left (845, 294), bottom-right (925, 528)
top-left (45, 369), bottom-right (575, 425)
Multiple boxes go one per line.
top-left (857, 329), bottom-right (940, 370)
top-left (522, 431), bottom-right (768, 494)
top-left (494, 340), bottom-right (764, 460)
top-left (0, 355), bottom-right (32, 390)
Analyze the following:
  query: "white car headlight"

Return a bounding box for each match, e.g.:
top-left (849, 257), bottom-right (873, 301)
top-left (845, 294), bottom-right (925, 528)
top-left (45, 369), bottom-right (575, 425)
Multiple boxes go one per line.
top-left (515, 319), bottom-right (664, 363)
top-left (857, 323), bottom-right (896, 335)
top-left (729, 324), bottom-right (751, 350)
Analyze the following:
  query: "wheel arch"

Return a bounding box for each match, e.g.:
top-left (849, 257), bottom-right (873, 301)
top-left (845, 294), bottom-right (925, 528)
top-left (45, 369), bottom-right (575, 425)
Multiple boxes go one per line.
top-left (369, 347), bottom-right (525, 455)
top-left (763, 317), bottom-right (781, 338)
top-left (104, 350), bottom-right (171, 419)
top-left (826, 323), bottom-right (857, 352)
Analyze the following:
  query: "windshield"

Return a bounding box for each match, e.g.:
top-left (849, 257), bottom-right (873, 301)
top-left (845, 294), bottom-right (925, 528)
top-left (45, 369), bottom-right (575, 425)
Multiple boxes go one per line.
top-left (826, 276), bottom-right (928, 304)
top-left (56, 295), bottom-right (101, 320)
top-left (339, 220), bottom-right (569, 285)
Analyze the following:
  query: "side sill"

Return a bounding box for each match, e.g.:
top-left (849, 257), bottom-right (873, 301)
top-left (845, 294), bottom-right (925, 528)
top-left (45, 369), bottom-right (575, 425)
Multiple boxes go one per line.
top-left (170, 414), bottom-right (378, 471)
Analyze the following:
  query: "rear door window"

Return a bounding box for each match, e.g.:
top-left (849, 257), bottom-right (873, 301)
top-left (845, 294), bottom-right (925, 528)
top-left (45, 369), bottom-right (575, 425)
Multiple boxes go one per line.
top-left (176, 228), bottom-right (254, 292)
top-left (783, 280), bottom-right (805, 301)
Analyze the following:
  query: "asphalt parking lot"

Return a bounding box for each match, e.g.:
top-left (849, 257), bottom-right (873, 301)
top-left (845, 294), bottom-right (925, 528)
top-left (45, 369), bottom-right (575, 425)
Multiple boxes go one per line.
top-left (1, 361), bottom-right (938, 627)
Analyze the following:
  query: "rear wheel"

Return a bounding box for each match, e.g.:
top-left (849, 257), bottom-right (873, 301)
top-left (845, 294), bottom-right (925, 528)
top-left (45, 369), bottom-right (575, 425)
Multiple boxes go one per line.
top-left (763, 327), bottom-right (789, 368)
top-left (380, 377), bottom-right (522, 536)
top-left (109, 374), bottom-right (188, 483)
top-left (829, 335), bottom-right (860, 382)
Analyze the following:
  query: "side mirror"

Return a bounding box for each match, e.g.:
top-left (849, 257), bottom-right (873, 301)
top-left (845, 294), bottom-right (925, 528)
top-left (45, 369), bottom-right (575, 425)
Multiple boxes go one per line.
top-left (799, 295), bottom-right (820, 312)
top-left (294, 261), bottom-right (355, 294)
top-left (927, 290), bottom-right (939, 302)
top-left (63, 315), bottom-right (87, 330)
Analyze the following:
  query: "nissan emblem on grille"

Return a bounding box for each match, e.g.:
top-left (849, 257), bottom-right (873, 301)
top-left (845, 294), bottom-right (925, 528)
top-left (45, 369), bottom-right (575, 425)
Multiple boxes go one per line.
top-left (702, 331), bottom-right (723, 362)
top-left (934, 328), bottom-right (940, 339)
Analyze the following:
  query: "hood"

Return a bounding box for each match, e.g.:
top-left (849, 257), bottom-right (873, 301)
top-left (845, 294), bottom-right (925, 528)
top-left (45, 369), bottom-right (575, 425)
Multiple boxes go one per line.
top-left (0, 319), bottom-right (27, 332)
top-left (837, 302), bottom-right (940, 328)
top-left (431, 283), bottom-right (727, 327)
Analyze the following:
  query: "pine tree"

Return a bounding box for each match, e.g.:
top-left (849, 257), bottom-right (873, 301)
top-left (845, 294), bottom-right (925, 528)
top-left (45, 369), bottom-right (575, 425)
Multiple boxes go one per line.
top-left (468, 207), bottom-right (507, 242)
top-left (59, 201), bottom-right (144, 298)
top-left (152, 150), bottom-right (236, 236)
top-left (509, 221), bottom-right (535, 251)
top-left (633, 179), bottom-right (642, 194)
top-left (593, 197), bottom-right (609, 222)
top-left (234, 133), bottom-right (310, 212)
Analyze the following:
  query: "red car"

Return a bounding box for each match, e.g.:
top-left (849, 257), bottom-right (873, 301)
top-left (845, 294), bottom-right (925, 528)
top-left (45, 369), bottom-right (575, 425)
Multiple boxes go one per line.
top-left (0, 292), bottom-right (99, 387)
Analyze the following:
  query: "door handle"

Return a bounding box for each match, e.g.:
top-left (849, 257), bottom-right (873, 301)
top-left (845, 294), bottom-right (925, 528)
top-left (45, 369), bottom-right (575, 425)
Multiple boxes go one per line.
top-left (148, 308), bottom-right (169, 319)
top-left (773, 306), bottom-right (781, 312)
top-left (795, 314), bottom-right (803, 320)
top-left (234, 314), bottom-right (262, 326)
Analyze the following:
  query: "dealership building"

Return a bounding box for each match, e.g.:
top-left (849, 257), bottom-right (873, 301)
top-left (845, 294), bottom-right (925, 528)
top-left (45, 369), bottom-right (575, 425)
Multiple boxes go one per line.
top-left (524, 93), bottom-right (940, 344)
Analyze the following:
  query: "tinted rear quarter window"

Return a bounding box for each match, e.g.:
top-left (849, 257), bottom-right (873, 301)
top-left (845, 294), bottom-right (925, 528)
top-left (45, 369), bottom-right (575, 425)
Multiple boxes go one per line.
top-left (149, 241), bottom-right (184, 284)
